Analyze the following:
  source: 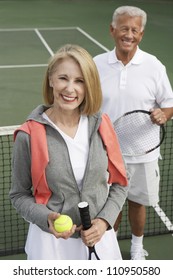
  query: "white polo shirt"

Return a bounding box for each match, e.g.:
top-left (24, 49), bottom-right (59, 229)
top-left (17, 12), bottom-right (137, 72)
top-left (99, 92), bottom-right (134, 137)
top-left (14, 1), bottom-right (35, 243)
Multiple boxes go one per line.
top-left (94, 48), bottom-right (173, 163)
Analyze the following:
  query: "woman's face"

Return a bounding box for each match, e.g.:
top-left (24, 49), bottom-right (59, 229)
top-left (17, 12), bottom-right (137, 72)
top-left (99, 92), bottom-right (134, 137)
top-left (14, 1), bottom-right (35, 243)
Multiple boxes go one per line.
top-left (49, 57), bottom-right (85, 113)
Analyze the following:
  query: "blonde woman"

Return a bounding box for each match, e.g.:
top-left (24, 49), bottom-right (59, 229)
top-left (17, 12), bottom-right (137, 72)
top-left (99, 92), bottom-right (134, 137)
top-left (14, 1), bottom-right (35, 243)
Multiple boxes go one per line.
top-left (10, 44), bottom-right (128, 260)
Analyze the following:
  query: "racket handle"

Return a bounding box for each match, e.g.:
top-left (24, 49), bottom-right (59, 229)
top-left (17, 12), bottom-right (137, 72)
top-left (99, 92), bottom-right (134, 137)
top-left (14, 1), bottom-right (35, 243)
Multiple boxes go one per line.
top-left (78, 201), bottom-right (92, 230)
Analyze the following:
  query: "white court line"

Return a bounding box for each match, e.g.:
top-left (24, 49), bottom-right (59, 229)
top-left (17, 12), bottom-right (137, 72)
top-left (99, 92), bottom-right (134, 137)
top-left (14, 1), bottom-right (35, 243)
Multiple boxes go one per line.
top-left (35, 29), bottom-right (54, 56)
top-left (77, 27), bottom-right (109, 52)
top-left (0, 26), bottom-right (109, 69)
top-left (153, 203), bottom-right (173, 234)
top-left (0, 27), bottom-right (77, 32)
top-left (0, 64), bottom-right (47, 69)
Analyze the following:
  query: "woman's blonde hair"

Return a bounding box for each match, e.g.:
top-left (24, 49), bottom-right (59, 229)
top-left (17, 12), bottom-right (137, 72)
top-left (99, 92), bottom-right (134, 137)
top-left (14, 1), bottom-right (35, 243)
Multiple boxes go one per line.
top-left (43, 44), bottom-right (102, 115)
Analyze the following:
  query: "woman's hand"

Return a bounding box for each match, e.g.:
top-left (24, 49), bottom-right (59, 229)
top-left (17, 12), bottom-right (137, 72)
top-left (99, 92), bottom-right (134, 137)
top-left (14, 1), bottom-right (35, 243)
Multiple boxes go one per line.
top-left (80, 218), bottom-right (109, 247)
top-left (48, 212), bottom-right (76, 239)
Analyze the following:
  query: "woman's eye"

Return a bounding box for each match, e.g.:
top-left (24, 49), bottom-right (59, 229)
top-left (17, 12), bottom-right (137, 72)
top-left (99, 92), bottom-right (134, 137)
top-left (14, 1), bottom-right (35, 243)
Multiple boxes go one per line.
top-left (59, 76), bottom-right (67, 80)
top-left (76, 79), bottom-right (84, 83)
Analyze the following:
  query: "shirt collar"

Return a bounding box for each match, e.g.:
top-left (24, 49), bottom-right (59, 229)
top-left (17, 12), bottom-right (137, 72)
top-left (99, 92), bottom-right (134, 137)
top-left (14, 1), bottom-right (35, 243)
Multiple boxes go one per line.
top-left (108, 46), bottom-right (144, 65)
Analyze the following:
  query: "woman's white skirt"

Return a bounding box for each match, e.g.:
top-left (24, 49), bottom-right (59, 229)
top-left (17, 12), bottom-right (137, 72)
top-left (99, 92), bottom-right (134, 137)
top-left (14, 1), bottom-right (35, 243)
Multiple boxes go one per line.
top-left (25, 223), bottom-right (122, 260)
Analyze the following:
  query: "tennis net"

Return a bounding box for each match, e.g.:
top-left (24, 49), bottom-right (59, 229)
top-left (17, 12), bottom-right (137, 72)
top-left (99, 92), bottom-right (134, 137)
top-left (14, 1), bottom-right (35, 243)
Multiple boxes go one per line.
top-left (0, 121), bottom-right (173, 256)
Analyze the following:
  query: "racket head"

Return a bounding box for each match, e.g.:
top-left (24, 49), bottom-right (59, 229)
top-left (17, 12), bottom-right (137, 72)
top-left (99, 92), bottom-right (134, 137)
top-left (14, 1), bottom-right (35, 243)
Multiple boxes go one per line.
top-left (114, 110), bottom-right (165, 156)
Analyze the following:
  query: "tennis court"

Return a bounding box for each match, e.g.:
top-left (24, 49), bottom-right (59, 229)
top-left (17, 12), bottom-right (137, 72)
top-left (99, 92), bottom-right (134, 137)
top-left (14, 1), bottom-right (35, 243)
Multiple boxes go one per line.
top-left (0, 0), bottom-right (173, 260)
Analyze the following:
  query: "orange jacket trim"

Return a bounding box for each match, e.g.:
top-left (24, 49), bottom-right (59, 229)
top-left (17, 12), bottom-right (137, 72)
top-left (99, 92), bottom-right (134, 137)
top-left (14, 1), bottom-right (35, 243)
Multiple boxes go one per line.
top-left (14, 121), bottom-right (51, 204)
top-left (100, 114), bottom-right (128, 185)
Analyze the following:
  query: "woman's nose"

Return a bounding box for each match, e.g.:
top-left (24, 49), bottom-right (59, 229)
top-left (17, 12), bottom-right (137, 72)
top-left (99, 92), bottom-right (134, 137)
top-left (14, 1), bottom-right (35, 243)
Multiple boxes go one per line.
top-left (66, 81), bottom-right (75, 93)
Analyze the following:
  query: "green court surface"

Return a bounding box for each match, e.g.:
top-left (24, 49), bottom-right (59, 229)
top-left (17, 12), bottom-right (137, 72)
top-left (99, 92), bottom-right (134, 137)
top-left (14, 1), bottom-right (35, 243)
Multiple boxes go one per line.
top-left (0, 0), bottom-right (173, 126)
top-left (0, 234), bottom-right (172, 260)
top-left (0, 0), bottom-right (173, 260)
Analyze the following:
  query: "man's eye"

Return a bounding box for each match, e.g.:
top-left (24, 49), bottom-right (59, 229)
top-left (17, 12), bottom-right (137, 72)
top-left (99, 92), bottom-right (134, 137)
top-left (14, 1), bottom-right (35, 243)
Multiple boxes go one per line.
top-left (133, 29), bottom-right (138, 34)
top-left (121, 28), bottom-right (128, 32)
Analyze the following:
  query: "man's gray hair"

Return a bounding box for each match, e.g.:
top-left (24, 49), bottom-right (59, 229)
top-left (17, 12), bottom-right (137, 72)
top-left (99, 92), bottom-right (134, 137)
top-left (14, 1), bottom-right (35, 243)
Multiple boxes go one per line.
top-left (112, 6), bottom-right (147, 31)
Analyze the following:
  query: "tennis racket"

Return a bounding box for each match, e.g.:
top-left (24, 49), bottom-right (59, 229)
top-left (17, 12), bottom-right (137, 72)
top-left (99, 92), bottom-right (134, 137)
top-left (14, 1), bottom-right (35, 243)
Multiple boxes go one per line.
top-left (114, 110), bottom-right (165, 156)
top-left (78, 201), bottom-right (100, 260)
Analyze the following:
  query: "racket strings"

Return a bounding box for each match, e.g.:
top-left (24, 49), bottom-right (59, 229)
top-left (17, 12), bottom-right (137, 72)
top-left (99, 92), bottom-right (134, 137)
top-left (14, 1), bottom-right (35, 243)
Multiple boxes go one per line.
top-left (114, 112), bottom-right (161, 156)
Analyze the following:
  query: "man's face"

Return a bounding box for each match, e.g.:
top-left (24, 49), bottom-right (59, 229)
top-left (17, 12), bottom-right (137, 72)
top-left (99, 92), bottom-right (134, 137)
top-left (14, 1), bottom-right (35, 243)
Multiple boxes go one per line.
top-left (110, 14), bottom-right (144, 57)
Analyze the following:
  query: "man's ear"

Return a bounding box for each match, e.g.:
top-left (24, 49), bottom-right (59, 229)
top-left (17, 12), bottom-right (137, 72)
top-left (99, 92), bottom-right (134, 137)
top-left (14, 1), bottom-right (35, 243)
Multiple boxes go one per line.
top-left (110, 24), bottom-right (116, 37)
top-left (139, 30), bottom-right (145, 43)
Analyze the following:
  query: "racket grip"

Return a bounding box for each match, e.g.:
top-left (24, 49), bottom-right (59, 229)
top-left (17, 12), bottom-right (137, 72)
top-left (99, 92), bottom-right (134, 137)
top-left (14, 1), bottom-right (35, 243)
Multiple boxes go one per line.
top-left (78, 201), bottom-right (92, 230)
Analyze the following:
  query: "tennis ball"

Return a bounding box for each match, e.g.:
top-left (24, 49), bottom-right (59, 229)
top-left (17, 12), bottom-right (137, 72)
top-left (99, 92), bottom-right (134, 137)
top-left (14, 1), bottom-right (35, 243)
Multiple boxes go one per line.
top-left (54, 214), bottom-right (73, 233)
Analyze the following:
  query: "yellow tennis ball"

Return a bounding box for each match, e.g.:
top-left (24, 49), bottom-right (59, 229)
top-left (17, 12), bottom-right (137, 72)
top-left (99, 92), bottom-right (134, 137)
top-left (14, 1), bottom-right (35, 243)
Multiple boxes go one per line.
top-left (54, 214), bottom-right (73, 233)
